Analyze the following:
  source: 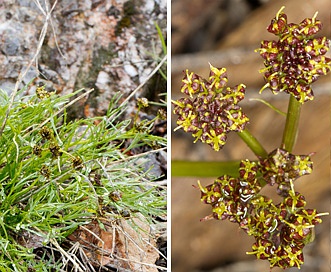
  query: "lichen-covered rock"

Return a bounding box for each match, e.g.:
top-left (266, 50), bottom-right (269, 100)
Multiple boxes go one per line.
top-left (0, 0), bottom-right (166, 118)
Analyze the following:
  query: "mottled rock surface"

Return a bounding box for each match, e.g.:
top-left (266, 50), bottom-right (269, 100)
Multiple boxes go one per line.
top-left (0, 0), bottom-right (166, 119)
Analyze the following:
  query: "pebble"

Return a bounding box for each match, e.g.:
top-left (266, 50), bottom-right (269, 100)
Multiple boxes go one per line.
top-left (96, 71), bottom-right (110, 89)
top-left (144, 0), bottom-right (155, 14)
top-left (124, 64), bottom-right (138, 78)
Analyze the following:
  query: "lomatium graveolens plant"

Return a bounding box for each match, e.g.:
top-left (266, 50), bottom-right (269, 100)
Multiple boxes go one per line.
top-left (0, 83), bottom-right (166, 270)
top-left (172, 7), bottom-right (330, 270)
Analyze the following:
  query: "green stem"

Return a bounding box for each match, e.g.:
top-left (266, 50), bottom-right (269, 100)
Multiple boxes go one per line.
top-left (281, 95), bottom-right (301, 152)
top-left (172, 160), bottom-right (240, 177)
top-left (237, 128), bottom-right (268, 158)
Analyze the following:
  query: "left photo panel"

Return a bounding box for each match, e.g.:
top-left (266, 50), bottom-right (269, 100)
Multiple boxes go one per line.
top-left (0, 0), bottom-right (167, 271)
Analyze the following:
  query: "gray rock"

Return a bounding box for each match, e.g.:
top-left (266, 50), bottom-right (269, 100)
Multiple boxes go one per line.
top-left (0, 0), bottom-right (166, 119)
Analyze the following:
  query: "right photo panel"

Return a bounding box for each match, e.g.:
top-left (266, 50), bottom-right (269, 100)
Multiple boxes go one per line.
top-left (171, 0), bottom-right (330, 271)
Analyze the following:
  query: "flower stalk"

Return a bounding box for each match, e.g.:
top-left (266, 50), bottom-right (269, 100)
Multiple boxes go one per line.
top-left (281, 95), bottom-right (302, 152)
top-left (172, 160), bottom-right (240, 177)
top-left (237, 128), bottom-right (268, 158)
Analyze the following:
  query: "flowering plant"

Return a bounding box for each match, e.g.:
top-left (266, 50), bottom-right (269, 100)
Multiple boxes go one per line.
top-left (172, 7), bottom-right (330, 270)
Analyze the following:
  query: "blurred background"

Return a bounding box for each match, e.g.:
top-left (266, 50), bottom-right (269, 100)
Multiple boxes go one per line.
top-left (171, 0), bottom-right (330, 271)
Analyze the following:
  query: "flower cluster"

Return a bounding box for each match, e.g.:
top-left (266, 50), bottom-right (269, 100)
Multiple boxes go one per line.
top-left (259, 148), bottom-right (313, 196)
top-left (36, 84), bottom-right (55, 100)
top-left (172, 64), bottom-right (249, 151)
top-left (198, 149), bottom-right (326, 269)
top-left (257, 7), bottom-right (331, 103)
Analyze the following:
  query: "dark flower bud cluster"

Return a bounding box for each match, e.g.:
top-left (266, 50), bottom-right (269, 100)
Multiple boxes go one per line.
top-left (33, 126), bottom-right (84, 177)
top-left (257, 7), bottom-right (331, 103)
top-left (198, 149), bottom-right (326, 269)
top-left (259, 148), bottom-right (313, 196)
top-left (172, 64), bottom-right (249, 151)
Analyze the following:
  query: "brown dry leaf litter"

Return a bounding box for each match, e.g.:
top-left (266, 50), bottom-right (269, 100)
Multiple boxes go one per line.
top-left (68, 214), bottom-right (159, 271)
